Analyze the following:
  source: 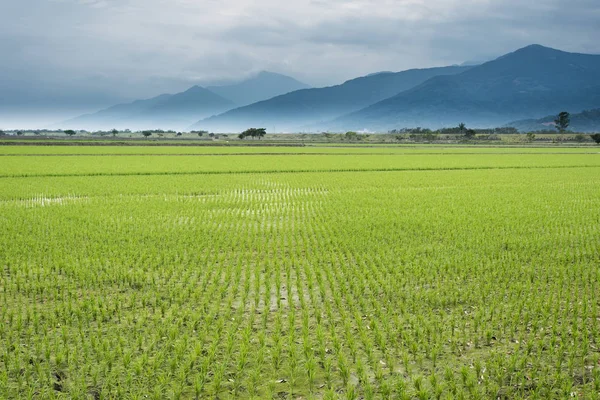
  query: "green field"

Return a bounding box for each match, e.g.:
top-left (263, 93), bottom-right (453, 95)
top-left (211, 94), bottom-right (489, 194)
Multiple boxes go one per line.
top-left (1, 145), bottom-right (599, 399)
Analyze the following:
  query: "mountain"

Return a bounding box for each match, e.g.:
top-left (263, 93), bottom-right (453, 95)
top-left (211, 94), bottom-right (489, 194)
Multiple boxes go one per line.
top-left (509, 108), bottom-right (600, 132)
top-left (62, 86), bottom-right (235, 130)
top-left (191, 65), bottom-right (472, 132)
top-left (333, 45), bottom-right (600, 130)
top-left (207, 71), bottom-right (310, 107)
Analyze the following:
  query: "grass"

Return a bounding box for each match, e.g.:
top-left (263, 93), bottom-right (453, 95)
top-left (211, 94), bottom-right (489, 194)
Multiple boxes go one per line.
top-left (1, 145), bottom-right (599, 399)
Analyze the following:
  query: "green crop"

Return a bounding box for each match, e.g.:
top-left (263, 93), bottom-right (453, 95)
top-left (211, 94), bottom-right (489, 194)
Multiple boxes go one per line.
top-left (0, 146), bottom-right (599, 398)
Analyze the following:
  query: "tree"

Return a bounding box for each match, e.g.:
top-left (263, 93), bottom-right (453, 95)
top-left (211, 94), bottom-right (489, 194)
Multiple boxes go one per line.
top-left (423, 131), bottom-right (438, 141)
top-left (16, 130), bottom-right (24, 136)
top-left (554, 111), bottom-right (570, 133)
top-left (111, 129), bottom-right (119, 137)
top-left (64, 130), bottom-right (76, 136)
top-left (239, 128), bottom-right (267, 140)
top-left (0, 129), bottom-right (4, 136)
top-left (464, 129), bottom-right (476, 139)
top-left (345, 131), bottom-right (358, 141)
top-left (526, 132), bottom-right (536, 142)
top-left (458, 123), bottom-right (466, 133)
top-left (590, 134), bottom-right (600, 144)
top-left (142, 131), bottom-right (152, 137)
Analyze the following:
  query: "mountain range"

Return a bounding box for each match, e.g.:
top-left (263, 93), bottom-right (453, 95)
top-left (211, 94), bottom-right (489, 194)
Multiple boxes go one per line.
top-left (61, 72), bottom-right (309, 130)
top-left (192, 66), bottom-right (472, 132)
top-left (331, 45), bottom-right (600, 130)
top-left (60, 45), bottom-right (600, 132)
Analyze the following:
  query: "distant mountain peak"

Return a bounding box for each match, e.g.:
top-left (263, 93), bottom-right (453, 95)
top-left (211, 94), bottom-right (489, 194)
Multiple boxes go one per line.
top-left (206, 71), bottom-right (310, 107)
top-left (503, 44), bottom-right (570, 60)
top-left (365, 71), bottom-right (394, 77)
top-left (62, 85), bottom-right (234, 131)
top-left (520, 44), bottom-right (549, 51)
top-left (183, 85), bottom-right (207, 93)
top-left (256, 70), bottom-right (286, 77)
top-left (331, 44), bottom-right (600, 130)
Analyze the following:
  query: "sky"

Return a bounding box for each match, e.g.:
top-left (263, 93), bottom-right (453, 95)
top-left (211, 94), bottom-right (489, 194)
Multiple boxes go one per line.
top-left (1, 0), bottom-right (599, 126)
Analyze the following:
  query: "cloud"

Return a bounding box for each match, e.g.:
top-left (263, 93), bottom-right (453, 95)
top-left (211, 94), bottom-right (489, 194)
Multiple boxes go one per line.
top-left (0, 0), bottom-right (598, 122)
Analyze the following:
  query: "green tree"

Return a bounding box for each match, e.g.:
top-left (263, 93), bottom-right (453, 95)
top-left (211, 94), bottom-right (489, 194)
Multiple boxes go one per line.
top-left (142, 131), bottom-right (152, 137)
top-left (16, 130), bottom-right (24, 136)
top-left (554, 111), bottom-right (570, 133)
top-left (464, 129), bottom-right (476, 139)
top-left (526, 132), bottom-right (536, 142)
top-left (111, 129), bottom-right (119, 137)
top-left (239, 128), bottom-right (266, 140)
top-left (345, 131), bottom-right (358, 141)
top-left (423, 131), bottom-right (439, 141)
top-left (590, 134), bottom-right (600, 144)
top-left (64, 130), bottom-right (76, 136)
top-left (458, 123), bottom-right (466, 133)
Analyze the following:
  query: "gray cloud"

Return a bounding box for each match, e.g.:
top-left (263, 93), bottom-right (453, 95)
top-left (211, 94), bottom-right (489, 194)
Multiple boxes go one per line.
top-left (0, 0), bottom-right (599, 126)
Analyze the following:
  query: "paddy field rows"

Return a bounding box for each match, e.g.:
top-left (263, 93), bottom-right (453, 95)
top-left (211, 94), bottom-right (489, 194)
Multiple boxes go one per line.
top-left (1, 145), bottom-right (599, 399)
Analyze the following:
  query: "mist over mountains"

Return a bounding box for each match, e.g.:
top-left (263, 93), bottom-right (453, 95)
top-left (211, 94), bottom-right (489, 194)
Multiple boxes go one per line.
top-left (60, 72), bottom-right (310, 131)
top-left (62, 86), bottom-right (235, 131)
top-left (193, 66), bottom-right (472, 132)
top-left (14, 45), bottom-right (600, 132)
top-left (330, 45), bottom-right (600, 131)
top-left (207, 72), bottom-right (310, 108)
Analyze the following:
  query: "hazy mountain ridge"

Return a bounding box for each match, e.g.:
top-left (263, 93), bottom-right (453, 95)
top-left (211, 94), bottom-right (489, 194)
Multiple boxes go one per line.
top-left (207, 71), bottom-right (310, 107)
top-left (331, 45), bottom-right (600, 130)
top-left (62, 86), bottom-right (235, 130)
top-left (61, 72), bottom-right (310, 130)
top-left (56, 45), bottom-right (600, 132)
top-left (192, 65), bottom-right (472, 132)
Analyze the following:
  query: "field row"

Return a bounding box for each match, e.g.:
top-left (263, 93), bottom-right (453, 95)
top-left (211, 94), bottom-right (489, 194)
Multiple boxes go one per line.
top-left (1, 153), bottom-right (599, 178)
top-left (0, 144), bottom-right (598, 155)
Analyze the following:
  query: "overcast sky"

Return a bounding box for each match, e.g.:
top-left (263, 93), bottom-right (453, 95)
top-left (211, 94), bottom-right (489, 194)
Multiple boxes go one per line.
top-left (1, 0), bottom-right (599, 124)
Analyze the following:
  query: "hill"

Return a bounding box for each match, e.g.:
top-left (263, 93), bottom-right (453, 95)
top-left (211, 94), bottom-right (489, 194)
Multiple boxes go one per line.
top-left (333, 45), bottom-right (600, 130)
top-left (207, 71), bottom-right (310, 107)
top-left (62, 86), bottom-right (235, 131)
top-left (192, 65), bottom-right (472, 132)
top-left (61, 72), bottom-right (309, 131)
top-left (509, 108), bottom-right (600, 132)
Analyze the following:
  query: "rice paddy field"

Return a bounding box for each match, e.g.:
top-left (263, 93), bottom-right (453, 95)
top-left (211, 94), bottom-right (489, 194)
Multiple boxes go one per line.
top-left (1, 145), bottom-right (600, 399)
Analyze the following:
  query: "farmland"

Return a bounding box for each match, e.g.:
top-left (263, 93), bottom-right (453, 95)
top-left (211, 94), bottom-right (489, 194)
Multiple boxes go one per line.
top-left (1, 145), bottom-right (600, 399)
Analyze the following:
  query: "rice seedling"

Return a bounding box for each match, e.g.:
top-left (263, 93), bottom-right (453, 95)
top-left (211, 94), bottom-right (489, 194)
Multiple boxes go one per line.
top-left (0, 145), bottom-right (598, 398)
